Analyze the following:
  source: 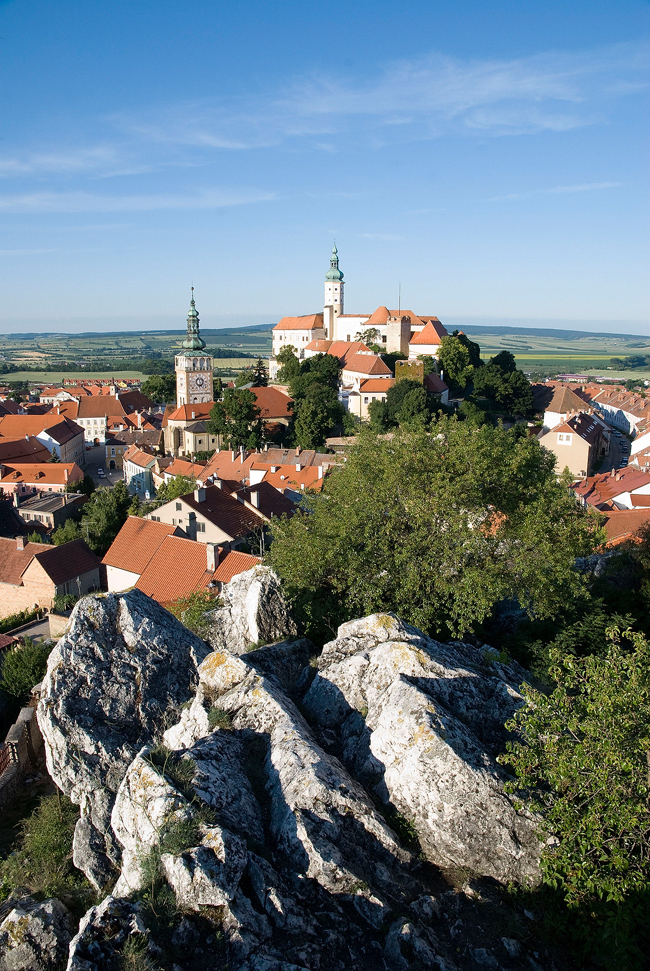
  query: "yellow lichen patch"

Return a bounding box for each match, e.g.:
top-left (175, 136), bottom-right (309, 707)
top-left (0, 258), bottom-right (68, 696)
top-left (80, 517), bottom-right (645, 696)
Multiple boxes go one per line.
top-left (6, 914), bottom-right (30, 948)
top-left (200, 652), bottom-right (229, 675)
top-left (372, 614), bottom-right (397, 634)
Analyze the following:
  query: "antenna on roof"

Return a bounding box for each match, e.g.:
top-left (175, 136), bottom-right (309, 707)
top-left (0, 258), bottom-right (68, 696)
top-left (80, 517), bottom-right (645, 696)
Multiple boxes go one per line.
top-left (398, 282), bottom-right (401, 316)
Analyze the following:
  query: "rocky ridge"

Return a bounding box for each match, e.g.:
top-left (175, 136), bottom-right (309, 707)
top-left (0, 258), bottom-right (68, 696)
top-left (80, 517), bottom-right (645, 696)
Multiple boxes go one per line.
top-left (0, 574), bottom-right (565, 971)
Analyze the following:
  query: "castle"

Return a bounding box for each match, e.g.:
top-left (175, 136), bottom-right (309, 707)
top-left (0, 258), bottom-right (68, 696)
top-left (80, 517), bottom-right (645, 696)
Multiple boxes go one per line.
top-left (270, 244), bottom-right (448, 376)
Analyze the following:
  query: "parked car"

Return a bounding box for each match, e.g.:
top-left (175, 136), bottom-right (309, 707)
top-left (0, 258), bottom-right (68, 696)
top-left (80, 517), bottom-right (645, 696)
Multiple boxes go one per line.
top-left (97, 468), bottom-right (106, 477)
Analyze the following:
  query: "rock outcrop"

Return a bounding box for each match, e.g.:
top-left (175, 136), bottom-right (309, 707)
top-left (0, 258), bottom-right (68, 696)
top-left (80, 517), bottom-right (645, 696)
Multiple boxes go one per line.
top-left (18, 594), bottom-right (552, 971)
top-left (0, 897), bottom-right (74, 971)
top-left (303, 614), bottom-right (540, 884)
top-left (36, 590), bottom-right (210, 889)
top-left (204, 566), bottom-right (297, 655)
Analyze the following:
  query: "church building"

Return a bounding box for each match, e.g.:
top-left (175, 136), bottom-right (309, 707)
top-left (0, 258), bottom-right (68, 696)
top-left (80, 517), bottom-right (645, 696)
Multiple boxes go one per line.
top-left (175, 289), bottom-right (213, 408)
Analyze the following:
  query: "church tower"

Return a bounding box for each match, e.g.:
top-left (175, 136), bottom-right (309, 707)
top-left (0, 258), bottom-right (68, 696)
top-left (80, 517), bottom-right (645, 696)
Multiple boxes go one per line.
top-left (175, 289), bottom-right (213, 407)
top-left (323, 243), bottom-right (344, 340)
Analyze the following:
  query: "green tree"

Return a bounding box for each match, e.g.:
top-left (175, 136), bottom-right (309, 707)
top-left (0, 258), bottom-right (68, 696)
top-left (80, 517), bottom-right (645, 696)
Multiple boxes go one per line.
top-left (77, 480), bottom-right (132, 554)
top-left (294, 383), bottom-right (345, 448)
top-left (437, 335), bottom-right (474, 390)
top-left (473, 351), bottom-right (533, 416)
top-left (141, 373), bottom-right (177, 403)
top-left (354, 327), bottom-right (380, 346)
top-left (26, 530), bottom-right (47, 544)
top-left (269, 422), bottom-right (600, 641)
top-left (501, 629), bottom-right (650, 966)
top-left (66, 474), bottom-right (95, 497)
top-left (276, 346), bottom-right (301, 384)
top-left (155, 475), bottom-right (197, 503)
top-left (207, 388), bottom-right (264, 450)
top-left (289, 353), bottom-right (340, 399)
top-left (51, 518), bottom-right (82, 546)
top-left (0, 637), bottom-right (51, 704)
top-left (368, 379), bottom-right (433, 431)
top-left (252, 357), bottom-right (269, 387)
top-left (213, 375), bottom-right (223, 401)
top-left (451, 330), bottom-right (483, 368)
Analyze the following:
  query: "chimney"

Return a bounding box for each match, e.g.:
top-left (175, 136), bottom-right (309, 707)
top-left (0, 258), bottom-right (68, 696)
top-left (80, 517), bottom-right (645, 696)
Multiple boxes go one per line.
top-left (295, 447), bottom-right (300, 457)
top-left (13, 491), bottom-right (19, 508)
top-left (56, 406), bottom-right (60, 415)
top-left (251, 490), bottom-right (260, 508)
top-left (295, 462), bottom-right (301, 472)
top-left (16, 536), bottom-right (25, 550)
top-left (25, 434), bottom-right (29, 441)
top-left (206, 543), bottom-right (219, 572)
top-left (231, 450), bottom-right (236, 461)
top-left (318, 465), bottom-right (323, 479)
top-left (194, 486), bottom-right (206, 503)
top-left (191, 411), bottom-right (196, 419)
top-left (240, 446), bottom-right (245, 460)
top-left (64, 468), bottom-right (69, 482)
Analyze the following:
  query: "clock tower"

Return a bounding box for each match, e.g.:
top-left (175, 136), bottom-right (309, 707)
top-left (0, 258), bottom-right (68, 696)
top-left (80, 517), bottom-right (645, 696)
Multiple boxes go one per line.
top-left (175, 289), bottom-right (213, 407)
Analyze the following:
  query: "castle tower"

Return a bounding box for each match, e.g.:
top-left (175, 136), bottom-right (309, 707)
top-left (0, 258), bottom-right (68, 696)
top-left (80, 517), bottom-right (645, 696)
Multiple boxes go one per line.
top-left (323, 242), bottom-right (344, 339)
top-left (175, 289), bottom-right (214, 407)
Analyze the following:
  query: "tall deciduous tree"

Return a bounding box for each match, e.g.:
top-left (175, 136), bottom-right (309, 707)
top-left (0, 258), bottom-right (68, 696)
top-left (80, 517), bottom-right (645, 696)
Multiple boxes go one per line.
top-left (437, 335), bottom-right (474, 390)
top-left (141, 373), bottom-right (177, 403)
top-left (473, 350), bottom-right (533, 416)
top-left (276, 346), bottom-right (301, 384)
top-left (207, 388), bottom-right (264, 450)
top-left (269, 422), bottom-right (600, 640)
top-left (155, 475), bottom-right (197, 503)
top-left (75, 480), bottom-right (133, 555)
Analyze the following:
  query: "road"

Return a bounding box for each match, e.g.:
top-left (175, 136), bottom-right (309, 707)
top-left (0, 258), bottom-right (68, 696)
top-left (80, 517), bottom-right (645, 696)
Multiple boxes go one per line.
top-left (596, 431), bottom-right (629, 474)
top-left (83, 444), bottom-right (124, 488)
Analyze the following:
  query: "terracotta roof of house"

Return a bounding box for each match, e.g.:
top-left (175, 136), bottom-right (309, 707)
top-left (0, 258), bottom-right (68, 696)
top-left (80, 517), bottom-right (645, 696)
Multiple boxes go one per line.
top-left (630, 494), bottom-right (650, 507)
top-left (0, 437), bottom-right (52, 463)
top-left (255, 463), bottom-right (326, 493)
top-left (273, 314), bottom-right (324, 332)
top-left (178, 484), bottom-right (266, 539)
top-left (573, 467), bottom-right (650, 508)
top-left (252, 387), bottom-right (293, 420)
top-left (234, 481), bottom-right (297, 519)
top-left (0, 538), bottom-right (51, 584)
top-left (0, 400), bottom-right (22, 416)
top-left (419, 317), bottom-right (447, 337)
top-left (165, 458), bottom-right (207, 480)
top-left (32, 539), bottom-right (101, 585)
top-left (0, 633), bottom-right (19, 650)
top-left (359, 378), bottom-right (396, 394)
top-left (546, 386), bottom-right (589, 415)
top-left (75, 396), bottom-right (128, 419)
top-left (123, 445), bottom-right (157, 469)
top-left (0, 462), bottom-right (83, 486)
top-left (135, 535), bottom-right (260, 605)
top-left (544, 413), bottom-right (603, 447)
top-left (166, 402), bottom-right (214, 423)
top-left (102, 516), bottom-right (180, 573)
top-left (106, 428), bottom-right (161, 450)
top-left (342, 354), bottom-right (392, 376)
top-left (409, 321), bottom-right (446, 346)
top-left (600, 508), bottom-right (650, 546)
top-left (118, 390), bottom-right (155, 413)
top-left (0, 415), bottom-right (83, 444)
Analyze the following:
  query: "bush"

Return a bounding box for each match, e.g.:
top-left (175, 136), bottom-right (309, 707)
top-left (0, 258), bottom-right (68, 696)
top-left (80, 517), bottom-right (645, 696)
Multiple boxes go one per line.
top-left (207, 706), bottom-right (232, 730)
top-left (0, 637), bottom-right (51, 703)
top-left (167, 590), bottom-right (220, 638)
top-left (0, 793), bottom-right (93, 907)
top-left (0, 606), bottom-right (43, 635)
top-left (52, 593), bottom-right (78, 613)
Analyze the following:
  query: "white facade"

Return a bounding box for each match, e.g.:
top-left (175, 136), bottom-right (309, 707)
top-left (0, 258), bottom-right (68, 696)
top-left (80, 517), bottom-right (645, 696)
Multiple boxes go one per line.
top-left (175, 354), bottom-right (213, 407)
top-left (105, 564), bottom-right (140, 593)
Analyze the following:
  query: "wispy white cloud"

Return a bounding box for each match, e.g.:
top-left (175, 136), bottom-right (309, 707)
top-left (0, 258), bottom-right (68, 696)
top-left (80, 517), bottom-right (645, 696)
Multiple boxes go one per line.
top-left (491, 181), bottom-right (624, 201)
top-left (0, 188), bottom-right (275, 213)
top-left (0, 41), bottom-right (646, 183)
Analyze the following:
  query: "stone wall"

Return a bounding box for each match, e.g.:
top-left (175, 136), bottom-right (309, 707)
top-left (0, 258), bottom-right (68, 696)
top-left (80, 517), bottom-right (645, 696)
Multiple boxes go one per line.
top-left (0, 706), bottom-right (44, 812)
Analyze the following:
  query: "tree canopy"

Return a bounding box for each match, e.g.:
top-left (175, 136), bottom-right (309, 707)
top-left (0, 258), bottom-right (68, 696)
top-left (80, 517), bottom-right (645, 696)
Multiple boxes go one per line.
top-left (207, 387), bottom-right (264, 450)
top-left (473, 350), bottom-right (533, 416)
top-left (368, 379), bottom-right (434, 431)
top-left (66, 480), bottom-right (132, 555)
top-left (155, 475), bottom-right (197, 503)
top-left (141, 373), bottom-right (177, 403)
top-left (437, 335), bottom-right (475, 390)
top-left (276, 346), bottom-right (301, 384)
top-left (269, 422), bottom-right (600, 640)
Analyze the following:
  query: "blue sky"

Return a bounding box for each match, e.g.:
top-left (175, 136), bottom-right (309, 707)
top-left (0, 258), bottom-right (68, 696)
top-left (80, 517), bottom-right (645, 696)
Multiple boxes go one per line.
top-left (0, 0), bottom-right (648, 333)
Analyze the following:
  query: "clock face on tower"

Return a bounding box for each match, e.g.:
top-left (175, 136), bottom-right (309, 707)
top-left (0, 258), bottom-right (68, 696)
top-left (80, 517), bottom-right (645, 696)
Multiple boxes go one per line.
top-left (189, 373), bottom-right (206, 392)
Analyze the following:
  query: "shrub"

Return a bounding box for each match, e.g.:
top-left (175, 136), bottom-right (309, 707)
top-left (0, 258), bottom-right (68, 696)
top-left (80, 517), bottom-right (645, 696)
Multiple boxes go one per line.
top-left (0, 606), bottom-right (43, 635)
top-left (167, 590), bottom-right (220, 638)
top-left (0, 637), bottom-right (51, 703)
top-left (207, 706), bottom-right (232, 730)
top-left (0, 793), bottom-right (93, 907)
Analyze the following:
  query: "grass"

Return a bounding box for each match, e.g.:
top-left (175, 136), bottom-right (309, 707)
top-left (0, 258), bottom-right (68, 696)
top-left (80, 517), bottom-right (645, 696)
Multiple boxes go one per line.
top-left (207, 706), bottom-right (232, 730)
top-left (0, 791), bottom-right (94, 912)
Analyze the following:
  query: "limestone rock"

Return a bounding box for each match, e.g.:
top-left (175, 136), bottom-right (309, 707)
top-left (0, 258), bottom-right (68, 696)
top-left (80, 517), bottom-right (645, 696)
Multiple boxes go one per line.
top-left (37, 589), bottom-right (210, 889)
top-left (0, 897), bottom-right (74, 971)
top-left (303, 613), bottom-right (540, 885)
top-left (66, 896), bottom-right (149, 971)
top-left (204, 566), bottom-right (296, 655)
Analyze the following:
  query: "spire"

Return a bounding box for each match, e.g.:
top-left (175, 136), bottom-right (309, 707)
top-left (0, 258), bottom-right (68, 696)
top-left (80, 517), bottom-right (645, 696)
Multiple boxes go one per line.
top-left (325, 241), bottom-right (344, 282)
top-left (181, 286), bottom-right (206, 351)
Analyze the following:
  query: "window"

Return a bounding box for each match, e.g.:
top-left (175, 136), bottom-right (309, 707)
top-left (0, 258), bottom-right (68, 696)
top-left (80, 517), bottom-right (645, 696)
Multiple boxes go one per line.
top-left (363, 397), bottom-right (369, 404)
top-left (197, 521), bottom-right (206, 533)
top-left (111, 448), bottom-right (115, 456)
top-left (175, 502), bottom-right (182, 511)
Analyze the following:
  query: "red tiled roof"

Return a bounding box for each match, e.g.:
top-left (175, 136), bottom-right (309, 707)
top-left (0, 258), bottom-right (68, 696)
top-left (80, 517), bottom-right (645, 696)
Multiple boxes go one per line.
top-left (409, 321), bottom-right (446, 346)
top-left (0, 415), bottom-right (83, 444)
top-left (123, 445), bottom-right (157, 469)
top-left (202, 450), bottom-right (257, 483)
top-left (234, 481), bottom-right (297, 519)
top-left (573, 467), bottom-right (650, 508)
top-left (0, 437), bottom-right (52, 463)
top-left (359, 378), bottom-right (396, 393)
top-left (135, 534), bottom-right (260, 604)
top-left (178, 484), bottom-right (266, 539)
top-left (548, 413), bottom-right (603, 446)
top-left (102, 516), bottom-right (180, 573)
top-left (601, 508), bottom-right (650, 546)
top-left (165, 458), bottom-right (208, 480)
top-left (166, 402), bottom-right (214, 423)
top-left (33, 539), bottom-right (101, 585)
top-left (342, 354), bottom-right (392, 376)
top-left (273, 314), bottom-right (324, 332)
top-left (251, 387), bottom-right (293, 420)
top-left (256, 463), bottom-right (326, 493)
top-left (0, 538), bottom-right (51, 585)
top-left (0, 463), bottom-right (83, 486)
top-left (424, 373), bottom-right (449, 395)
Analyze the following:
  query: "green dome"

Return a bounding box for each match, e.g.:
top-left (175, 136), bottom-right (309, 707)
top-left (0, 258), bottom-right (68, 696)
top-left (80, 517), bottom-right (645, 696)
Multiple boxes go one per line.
top-left (325, 243), bottom-right (344, 282)
top-left (181, 289), bottom-right (207, 351)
